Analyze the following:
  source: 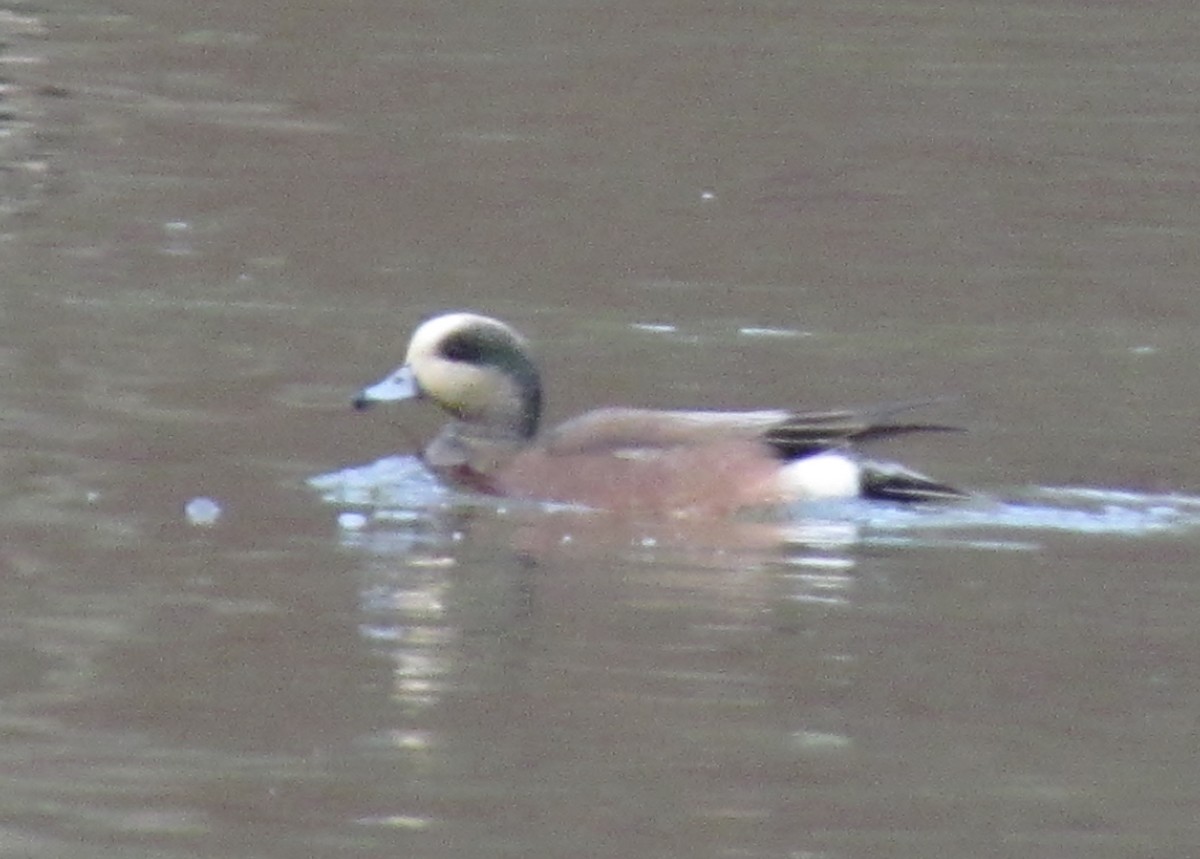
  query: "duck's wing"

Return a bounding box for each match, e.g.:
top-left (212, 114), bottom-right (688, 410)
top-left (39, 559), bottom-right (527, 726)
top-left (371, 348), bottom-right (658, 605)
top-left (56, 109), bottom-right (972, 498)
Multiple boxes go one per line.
top-left (542, 407), bottom-right (791, 455)
top-left (543, 401), bottom-right (961, 458)
top-left (764, 400), bottom-right (963, 459)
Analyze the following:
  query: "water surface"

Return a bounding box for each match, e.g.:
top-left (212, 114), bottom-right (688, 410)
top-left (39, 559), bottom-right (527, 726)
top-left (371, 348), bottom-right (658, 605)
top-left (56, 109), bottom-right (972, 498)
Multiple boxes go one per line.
top-left (3, 1), bottom-right (1200, 856)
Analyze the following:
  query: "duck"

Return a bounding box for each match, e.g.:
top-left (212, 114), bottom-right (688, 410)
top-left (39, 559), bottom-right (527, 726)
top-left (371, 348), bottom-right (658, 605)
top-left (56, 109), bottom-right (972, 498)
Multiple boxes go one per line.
top-left (353, 312), bottom-right (967, 517)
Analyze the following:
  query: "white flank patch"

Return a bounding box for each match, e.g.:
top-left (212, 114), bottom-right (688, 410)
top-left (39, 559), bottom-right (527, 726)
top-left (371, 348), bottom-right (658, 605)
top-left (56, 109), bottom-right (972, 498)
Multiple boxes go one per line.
top-left (778, 452), bottom-right (861, 500)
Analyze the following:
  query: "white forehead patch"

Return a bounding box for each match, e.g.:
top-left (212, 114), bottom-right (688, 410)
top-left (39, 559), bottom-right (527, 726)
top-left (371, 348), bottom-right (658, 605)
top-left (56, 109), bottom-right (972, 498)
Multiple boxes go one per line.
top-left (405, 312), bottom-right (521, 362)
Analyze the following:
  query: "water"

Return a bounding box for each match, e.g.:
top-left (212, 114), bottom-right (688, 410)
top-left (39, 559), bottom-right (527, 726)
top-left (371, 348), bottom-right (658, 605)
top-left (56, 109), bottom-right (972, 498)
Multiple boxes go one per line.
top-left (3, 0), bottom-right (1200, 855)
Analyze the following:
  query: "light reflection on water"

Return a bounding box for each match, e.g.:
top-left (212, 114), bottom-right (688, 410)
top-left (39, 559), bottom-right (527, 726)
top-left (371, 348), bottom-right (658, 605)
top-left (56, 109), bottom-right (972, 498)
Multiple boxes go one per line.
top-left (313, 448), bottom-right (1200, 759)
top-left (311, 454), bottom-right (1200, 546)
top-left (7, 0), bottom-right (1200, 853)
top-left (313, 449), bottom-right (1200, 851)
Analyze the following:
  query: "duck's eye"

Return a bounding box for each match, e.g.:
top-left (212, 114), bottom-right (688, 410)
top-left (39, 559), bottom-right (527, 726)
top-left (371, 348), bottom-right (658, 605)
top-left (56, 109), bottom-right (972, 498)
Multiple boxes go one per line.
top-left (439, 332), bottom-right (486, 363)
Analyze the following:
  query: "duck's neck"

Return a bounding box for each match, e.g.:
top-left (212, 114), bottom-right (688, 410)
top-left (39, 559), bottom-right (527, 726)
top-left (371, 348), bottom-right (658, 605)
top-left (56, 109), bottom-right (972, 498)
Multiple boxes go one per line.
top-left (495, 348), bottom-right (542, 440)
top-left (484, 360), bottom-right (540, 440)
top-left (514, 379), bottom-right (541, 440)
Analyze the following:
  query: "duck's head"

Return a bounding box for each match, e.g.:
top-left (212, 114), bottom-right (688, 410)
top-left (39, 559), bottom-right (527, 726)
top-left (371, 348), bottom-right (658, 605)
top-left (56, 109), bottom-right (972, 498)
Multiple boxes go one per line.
top-left (354, 312), bottom-right (543, 439)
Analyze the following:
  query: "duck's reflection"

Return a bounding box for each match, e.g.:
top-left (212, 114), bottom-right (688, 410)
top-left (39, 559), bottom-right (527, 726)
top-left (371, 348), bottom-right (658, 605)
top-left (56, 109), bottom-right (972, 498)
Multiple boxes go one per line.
top-left (341, 500), bottom-right (875, 854)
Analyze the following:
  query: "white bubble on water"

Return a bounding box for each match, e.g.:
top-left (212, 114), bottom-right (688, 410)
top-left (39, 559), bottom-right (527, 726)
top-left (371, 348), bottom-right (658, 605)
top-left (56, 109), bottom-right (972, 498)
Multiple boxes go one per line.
top-left (184, 497), bottom-right (222, 527)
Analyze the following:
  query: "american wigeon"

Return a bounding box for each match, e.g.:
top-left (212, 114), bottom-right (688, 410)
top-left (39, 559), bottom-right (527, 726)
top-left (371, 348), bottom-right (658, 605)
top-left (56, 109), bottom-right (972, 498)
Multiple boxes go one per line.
top-left (353, 312), bottom-right (967, 517)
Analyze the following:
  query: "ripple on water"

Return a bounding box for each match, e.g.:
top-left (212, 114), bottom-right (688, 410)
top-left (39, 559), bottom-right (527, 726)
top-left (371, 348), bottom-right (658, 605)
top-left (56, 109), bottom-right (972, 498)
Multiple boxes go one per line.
top-left (309, 456), bottom-right (1200, 550)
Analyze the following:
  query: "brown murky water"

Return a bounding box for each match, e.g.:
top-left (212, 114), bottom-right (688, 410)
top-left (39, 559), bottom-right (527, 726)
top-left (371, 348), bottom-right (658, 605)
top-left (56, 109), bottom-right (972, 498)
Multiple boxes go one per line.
top-left (4, 1), bottom-right (1200, 856)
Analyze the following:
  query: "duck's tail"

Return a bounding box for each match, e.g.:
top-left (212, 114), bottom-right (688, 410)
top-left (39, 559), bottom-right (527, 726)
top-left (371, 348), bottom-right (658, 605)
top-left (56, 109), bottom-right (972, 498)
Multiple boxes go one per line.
top-left (860, 459), bottom-right (970, 502)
